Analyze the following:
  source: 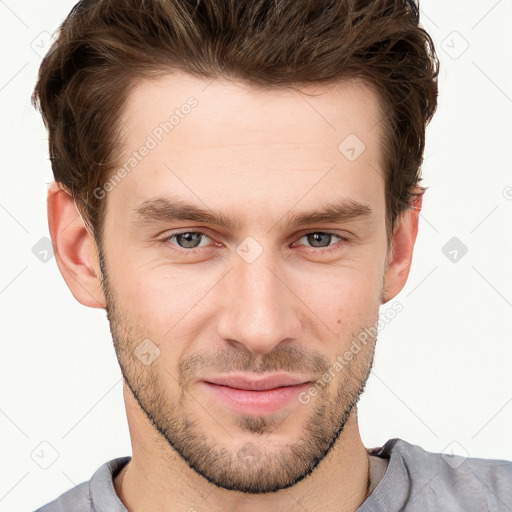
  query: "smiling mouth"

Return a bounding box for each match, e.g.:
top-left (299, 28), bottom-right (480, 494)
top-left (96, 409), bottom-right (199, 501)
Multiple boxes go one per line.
top-left (200, 374), bottom-right (312, 415)
top-left (202, 373), bottom-right (311, 391)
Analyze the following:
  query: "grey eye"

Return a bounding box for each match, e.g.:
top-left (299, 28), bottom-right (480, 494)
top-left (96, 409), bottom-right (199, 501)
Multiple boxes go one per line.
top-left (303, 233), bottom-right (337, 248)
top-left (174, 232), bottom-right (206, 249)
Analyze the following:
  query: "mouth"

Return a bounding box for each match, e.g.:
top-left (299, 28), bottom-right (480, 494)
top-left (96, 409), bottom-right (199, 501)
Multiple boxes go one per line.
top-left (200, 374), bottom-right (312, 415)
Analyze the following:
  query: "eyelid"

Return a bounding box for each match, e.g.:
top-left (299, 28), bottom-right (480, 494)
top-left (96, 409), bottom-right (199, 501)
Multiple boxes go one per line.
top-left (159, 229), bottom-right (214, 248)
top-left (291, 230), bottom-right (351, 253)
top-left (158, 228), bottom-right (351, 254)
top-left (293, 228), bottom-right (352, 241)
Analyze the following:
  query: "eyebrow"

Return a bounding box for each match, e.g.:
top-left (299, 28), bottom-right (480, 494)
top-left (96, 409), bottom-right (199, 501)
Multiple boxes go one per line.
top-left (131, 196), bottom-right (372, 230)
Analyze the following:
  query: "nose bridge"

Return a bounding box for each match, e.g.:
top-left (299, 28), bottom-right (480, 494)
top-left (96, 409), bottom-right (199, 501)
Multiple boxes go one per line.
top-left (217, 245), bottom-right (299, 355)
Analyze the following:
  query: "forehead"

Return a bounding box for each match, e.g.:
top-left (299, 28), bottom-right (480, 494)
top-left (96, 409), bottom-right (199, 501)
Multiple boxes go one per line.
top-left (108, 72), bottom-right (386, 226)
top-left (120, 72), bottom-right (383, 150)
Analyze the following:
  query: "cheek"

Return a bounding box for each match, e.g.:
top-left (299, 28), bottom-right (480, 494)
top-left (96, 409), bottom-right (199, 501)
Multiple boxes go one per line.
top-left (293, 253), bottom-right (384, 312)
top-left (108, 257), bottom-right (183, 332)
top-left (107, 223), bottom-right (386, 336)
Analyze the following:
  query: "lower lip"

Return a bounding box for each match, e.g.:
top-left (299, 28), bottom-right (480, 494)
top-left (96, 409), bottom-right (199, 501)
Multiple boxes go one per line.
top-left (201, 381), bottom-right (311, 415)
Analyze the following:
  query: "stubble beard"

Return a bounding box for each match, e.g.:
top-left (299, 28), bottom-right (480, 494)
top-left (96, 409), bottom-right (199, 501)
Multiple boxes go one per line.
top-left (100, 258), bottom-right (377, 494)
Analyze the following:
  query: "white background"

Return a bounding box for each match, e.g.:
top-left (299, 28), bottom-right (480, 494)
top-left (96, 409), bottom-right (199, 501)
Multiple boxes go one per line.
top-left (0, 1), bottom-right (511, 511)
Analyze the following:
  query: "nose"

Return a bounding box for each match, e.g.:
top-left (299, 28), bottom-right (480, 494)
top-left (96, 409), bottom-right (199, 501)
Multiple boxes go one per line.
top-left (216, 249), bottom-right (301, 356)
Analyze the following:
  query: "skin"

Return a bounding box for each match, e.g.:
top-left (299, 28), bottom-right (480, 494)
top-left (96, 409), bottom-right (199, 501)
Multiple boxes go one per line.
top-left (48, 72), bottom-right (422, 511)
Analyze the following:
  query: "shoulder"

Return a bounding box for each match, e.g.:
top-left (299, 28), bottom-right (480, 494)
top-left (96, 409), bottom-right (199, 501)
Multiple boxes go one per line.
top-left (33, 457), bottom-right (130, 512)
top-left (33, 481), bottom-right (92, 512)
top-left (380, 438), bottom-right (512, 510)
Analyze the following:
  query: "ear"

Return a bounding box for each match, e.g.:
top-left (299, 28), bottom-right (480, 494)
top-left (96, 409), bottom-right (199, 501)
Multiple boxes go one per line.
top-left (47, 182), bottom-right (106, 308)
top-left (382, 191), bottom-right (423, 304)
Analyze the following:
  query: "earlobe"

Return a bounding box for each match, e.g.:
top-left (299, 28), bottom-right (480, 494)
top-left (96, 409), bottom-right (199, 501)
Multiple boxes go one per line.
top-left (381, 192), bottom-right (423, 304)
top-left (47, 182), bottom-right (106, 309)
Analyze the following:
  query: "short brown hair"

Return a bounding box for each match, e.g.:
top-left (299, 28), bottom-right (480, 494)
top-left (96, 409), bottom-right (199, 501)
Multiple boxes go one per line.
top-left (32, 0), bottom-right (439, 246)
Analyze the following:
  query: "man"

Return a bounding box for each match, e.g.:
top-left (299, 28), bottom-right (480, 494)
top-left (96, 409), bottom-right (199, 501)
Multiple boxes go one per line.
top-left (32, 0), bottom-right (511, 511)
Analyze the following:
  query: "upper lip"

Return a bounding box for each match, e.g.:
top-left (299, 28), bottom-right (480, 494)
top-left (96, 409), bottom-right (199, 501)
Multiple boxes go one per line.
top-left (203, 374), bottom-right (310, 391)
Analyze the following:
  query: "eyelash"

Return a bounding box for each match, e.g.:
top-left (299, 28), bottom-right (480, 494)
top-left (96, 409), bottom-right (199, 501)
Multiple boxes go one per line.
top-left (158, 230), bottom-right (350, 255)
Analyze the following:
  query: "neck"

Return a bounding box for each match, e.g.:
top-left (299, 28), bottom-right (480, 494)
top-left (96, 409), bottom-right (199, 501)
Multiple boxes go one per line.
top-left (115, 385), bottom-right (378, 512)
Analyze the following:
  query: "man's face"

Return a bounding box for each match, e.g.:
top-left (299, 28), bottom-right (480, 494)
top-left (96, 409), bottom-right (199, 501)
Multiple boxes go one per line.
top-left (100, 73), bottom-right (389, 493)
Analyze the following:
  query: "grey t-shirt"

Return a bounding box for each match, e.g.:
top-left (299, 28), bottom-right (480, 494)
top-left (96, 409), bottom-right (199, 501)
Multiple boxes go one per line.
top-left (34, 438), bottom-right (512, 511)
